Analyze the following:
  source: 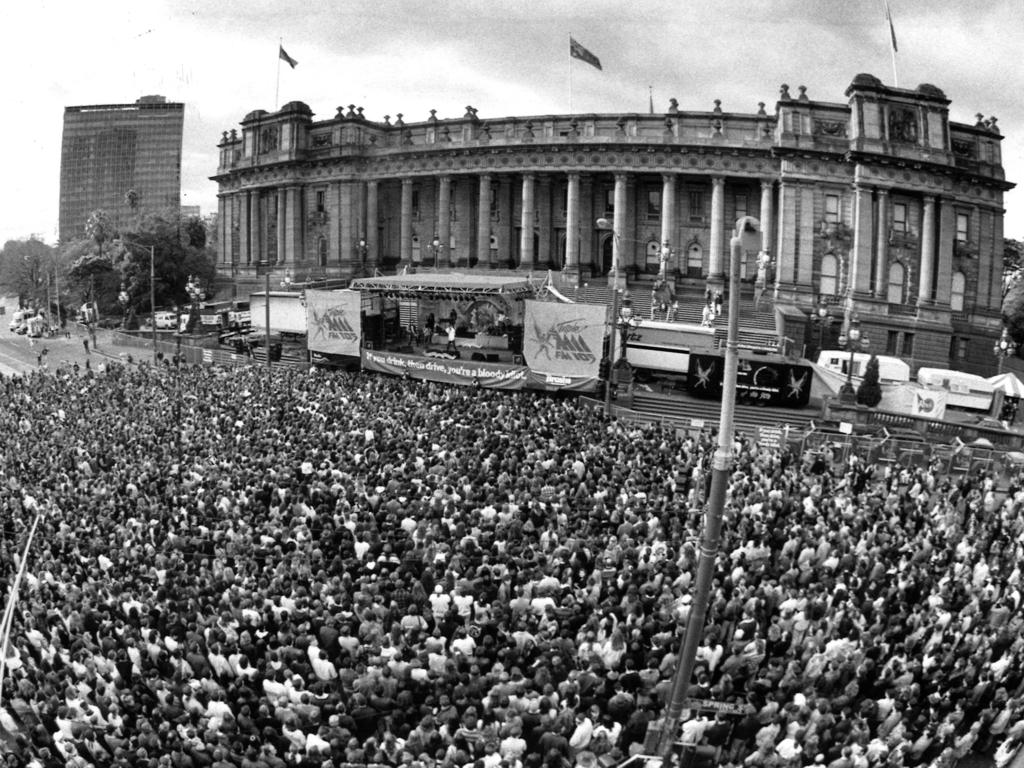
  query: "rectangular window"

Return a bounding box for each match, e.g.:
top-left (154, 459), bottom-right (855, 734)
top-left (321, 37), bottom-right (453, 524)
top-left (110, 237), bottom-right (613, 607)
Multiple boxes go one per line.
top-left (734, 194), bottom-right (748, 221)
top-left (605, 189), bottom-right (615, 216)
top-left (903, 332), bottom-right (915, 357)
top-left (886, 331), bottom-right (899, 356)
top-left (315, 190), bottom-right (325, 213)
top-left (647, 190), bottom-right (661, 221)
top-left (892, 203), bottom-right (907, 233)
top-left (688, 191), bottom-right (704, 222)
top-left (954, 337), bottom-right (968, 361)
top-left (489, 188), bottom-right (499, 220)
top-left (825, 194), bottom-right (840, 224)
top-left (956, 212), bottom-right (969, 243)
top-left (411, 189), bottom-right (420, 219)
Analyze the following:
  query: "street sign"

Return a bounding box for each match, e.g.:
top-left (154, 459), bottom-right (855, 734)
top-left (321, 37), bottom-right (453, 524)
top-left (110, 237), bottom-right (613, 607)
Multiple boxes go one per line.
top-left (682, 698), bottom-right (753, 716)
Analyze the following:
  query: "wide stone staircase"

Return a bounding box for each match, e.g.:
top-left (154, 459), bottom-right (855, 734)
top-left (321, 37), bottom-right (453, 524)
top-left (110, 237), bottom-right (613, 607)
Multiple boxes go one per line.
top-left (624, 389), bottom-right (816, 437)
top-left (565, 281), bottom-right (781, 352)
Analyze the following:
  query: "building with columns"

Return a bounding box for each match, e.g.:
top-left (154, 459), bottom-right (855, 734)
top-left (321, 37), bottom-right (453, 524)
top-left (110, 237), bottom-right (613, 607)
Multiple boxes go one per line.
top-left (211, 73), bottom-right (1012, 374)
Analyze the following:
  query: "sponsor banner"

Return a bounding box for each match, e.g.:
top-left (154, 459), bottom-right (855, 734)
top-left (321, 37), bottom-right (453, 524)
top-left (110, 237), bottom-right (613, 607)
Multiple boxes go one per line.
top-left (306, 289), bottom-right (361, 356)
top-left (362, 349), bottom-right (526, 390)
top-left (523, 300), bottom-right (604, 384)
top-left (525, 370), bottom-right (600, 392)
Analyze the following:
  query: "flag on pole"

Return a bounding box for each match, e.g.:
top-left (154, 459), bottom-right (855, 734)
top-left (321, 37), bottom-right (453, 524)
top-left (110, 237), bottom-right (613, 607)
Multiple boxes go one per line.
top-left (279, 44), bottom-right (298, 69)
top-left (884, 0), bottom-right (898, 53)
top-left (569, 37), bottom-right (602, 71)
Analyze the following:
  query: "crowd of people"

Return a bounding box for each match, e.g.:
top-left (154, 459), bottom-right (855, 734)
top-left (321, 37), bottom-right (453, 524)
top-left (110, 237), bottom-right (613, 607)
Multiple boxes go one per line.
top-left (0, 362), bottom-right (1021, 768)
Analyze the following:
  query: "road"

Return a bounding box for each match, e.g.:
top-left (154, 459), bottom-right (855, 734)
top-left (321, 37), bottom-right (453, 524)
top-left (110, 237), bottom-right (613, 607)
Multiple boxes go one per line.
top-left (0, 323), bottom-right (128, 376)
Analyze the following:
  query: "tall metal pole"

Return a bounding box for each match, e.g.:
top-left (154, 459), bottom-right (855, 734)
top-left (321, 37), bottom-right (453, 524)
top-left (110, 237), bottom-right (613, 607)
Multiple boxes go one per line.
top-left (149, 246), bottom-right (157, 365)
top-left (53, 264), bottom-right (61, 330)
top-left (603, 288), bottom-right (620, 417)
top-left (265, 271), bottom-right (272, 389)
top-left (659, 217), bottom-right (759, 759)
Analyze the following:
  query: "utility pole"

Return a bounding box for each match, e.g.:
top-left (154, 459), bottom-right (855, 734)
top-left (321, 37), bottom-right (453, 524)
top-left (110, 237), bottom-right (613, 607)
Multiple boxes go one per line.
top-left (148, 246), bottom-right (157, 365)
top-left (658, 217), bottom-right (761, 760)
top-left (265, 271), bottom-right (272, 389)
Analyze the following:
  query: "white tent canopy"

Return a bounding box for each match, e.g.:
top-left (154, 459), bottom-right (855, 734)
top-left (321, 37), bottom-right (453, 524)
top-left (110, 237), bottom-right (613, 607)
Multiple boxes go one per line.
top-left (987, 372), bottom-right (1024, 398)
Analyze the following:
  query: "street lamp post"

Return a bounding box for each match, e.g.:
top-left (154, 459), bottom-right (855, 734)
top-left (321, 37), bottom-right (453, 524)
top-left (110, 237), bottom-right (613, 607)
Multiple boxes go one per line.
top-left (357, 237), bottom-right (368, 275)
top-left (603, 290), bottom-right (642, 417)
top-left (816, 298), bottom-right (830, 355)
top-left (657, 217), bottom-right (761, 760)
top-left (995, 328), bottom-right (1017, 375)
top-left (428, 235), bottom-right (444, 269)
top-left (838, 317), bottom-right (864, 403)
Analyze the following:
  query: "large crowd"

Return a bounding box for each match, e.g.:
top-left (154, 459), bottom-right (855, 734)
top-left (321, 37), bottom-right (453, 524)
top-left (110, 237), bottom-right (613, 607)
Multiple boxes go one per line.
top-left (0, 362), bottom-right (1022, 768)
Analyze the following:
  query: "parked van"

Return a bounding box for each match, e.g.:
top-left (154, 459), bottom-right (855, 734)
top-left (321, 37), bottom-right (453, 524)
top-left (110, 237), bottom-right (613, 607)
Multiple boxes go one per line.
top-left (815, 350), bottom-right (911, 384)
top-left (917, 367), bottom-right (994, 412)
top-left (8, 310), bottom-right (26, 332)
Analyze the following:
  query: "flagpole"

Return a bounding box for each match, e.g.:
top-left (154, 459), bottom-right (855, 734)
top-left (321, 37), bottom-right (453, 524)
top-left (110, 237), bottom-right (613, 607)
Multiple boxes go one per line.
top-left (883, 0), bottom-right (899, 87)
top-left (569, 33), bottom-right (574, 114)
top-left (275, 38), bottom-right (283, 109)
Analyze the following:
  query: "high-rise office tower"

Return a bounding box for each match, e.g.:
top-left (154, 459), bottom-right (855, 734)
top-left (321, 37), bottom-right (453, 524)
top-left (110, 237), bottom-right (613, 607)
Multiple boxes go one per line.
top-left (59, 95), bottom-right (184, 242)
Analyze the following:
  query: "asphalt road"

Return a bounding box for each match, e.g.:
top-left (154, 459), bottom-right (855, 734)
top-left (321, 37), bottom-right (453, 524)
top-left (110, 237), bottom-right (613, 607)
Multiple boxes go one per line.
top-left (0, 323), bottom-right (125, 376)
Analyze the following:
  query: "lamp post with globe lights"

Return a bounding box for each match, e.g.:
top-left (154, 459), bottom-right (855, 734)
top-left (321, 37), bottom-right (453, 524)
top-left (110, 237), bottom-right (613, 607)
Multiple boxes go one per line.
top-left (995, 328), bottom-right (1017, 374)
top-left (838, 317), bottom-right (867, 403)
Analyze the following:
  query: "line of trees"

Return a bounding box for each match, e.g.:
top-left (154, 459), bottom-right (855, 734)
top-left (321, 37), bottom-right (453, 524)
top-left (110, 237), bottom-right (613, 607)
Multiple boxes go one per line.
top-left (0, 208), bottom-right (217, 326)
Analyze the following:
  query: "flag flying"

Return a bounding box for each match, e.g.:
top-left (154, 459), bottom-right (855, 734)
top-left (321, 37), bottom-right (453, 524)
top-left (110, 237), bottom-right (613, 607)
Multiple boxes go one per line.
top-left (569, 37), bottom-right (602, 71)
top-left (884, 0), bottom-right (898, 52)
top-left (279, 44), bottom-right (298, 69)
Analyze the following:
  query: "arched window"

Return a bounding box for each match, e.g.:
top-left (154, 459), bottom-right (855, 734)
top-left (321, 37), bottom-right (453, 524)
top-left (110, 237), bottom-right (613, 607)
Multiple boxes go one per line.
top-left (887, 262), bottom-right (905, 304)
top-left (819, 253), bottom-right (838, 297)
top-left (951, 271), bottom-right (966, 312)
top-left (318, 237), bottom-right (328, 266)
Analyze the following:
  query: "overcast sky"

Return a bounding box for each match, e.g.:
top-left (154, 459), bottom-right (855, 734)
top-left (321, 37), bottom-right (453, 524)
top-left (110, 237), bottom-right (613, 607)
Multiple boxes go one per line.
top-left (4, 0), bottom-right (1023, 246)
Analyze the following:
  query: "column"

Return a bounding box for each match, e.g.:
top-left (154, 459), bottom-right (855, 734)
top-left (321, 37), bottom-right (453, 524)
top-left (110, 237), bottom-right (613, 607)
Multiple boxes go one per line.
top-left (935, 198), bottom-right (955, 306)
top-left (537, 174), bottom-right (552, 267)
top-left (519, 173), bottom-right (535, 269)
top-left (276, 190), bottom-right (286, 265)
top-left (917, 195), bottom-right (936, 304)
top-left (775, 181), bottom-right (795, 289)
top-left (565, 172), bottom-right (580, 272)
top-left (708, 176), bottom-right (725, 283)
top-left (238, 192), bottom-right (250, 265)
top-left (873, 189), bottom-right (889, 296)
top-left (611, 172), bottom-right (627, 275)
top-left (400, 179), bottom-right (413, 266)
top-left (248, 191), bottom-right (260, 265)
top-left (438, 176), bottom-right (452, 267)
top-left (759, 180), bottom-right (774, 257)
top-left (366, 180), bottom-right (379, 271)
top-left (477, 175), bottom-right (492, 269)
top-left (660, 173), bottom-right (676, 273)
top-left (218, 196), bottom-right (228, 264)
top-left (338, 181), bottom-right (356, 268)
top-left (851, 184), bottom-right (873, 295)
top-left (579, 174), bottom-right (594, 276)
top-left (286, 186), bottom-right (303, 264)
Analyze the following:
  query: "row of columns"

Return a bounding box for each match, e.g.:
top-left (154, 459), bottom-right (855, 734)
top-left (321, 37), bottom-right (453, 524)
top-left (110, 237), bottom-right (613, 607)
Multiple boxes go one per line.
top-left (222, 171), bottom-right (779, 275)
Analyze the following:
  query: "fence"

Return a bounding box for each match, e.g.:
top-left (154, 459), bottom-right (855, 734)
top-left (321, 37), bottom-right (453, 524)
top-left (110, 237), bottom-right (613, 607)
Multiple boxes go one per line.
top-left (107, 331), bottom-right (308, 370)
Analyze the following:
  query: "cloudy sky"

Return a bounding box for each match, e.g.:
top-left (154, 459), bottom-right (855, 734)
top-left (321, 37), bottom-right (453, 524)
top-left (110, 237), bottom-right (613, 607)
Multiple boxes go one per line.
top-left (4, 0), bottom-right (1023, 246)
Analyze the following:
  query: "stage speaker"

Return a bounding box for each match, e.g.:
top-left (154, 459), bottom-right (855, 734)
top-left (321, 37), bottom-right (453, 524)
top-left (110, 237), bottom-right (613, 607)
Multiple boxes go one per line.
top-left (512, 354), bottom-right (524, 365)
top-left (471, 352), bottom-right (485, 362)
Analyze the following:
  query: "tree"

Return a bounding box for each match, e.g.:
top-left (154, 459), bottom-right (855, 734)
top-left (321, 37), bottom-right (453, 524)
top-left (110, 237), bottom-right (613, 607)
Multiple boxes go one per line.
top-left (0, 237), bottom-right (57, 308)
top-left (857, 355), bottom-right (883, 408)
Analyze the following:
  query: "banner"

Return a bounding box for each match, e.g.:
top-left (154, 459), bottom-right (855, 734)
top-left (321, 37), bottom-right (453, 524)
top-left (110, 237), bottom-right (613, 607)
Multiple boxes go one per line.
top-left (523, 300), bottom-right (605, 388)
top-left (306, 289), bottom-right (361, 356)
top-left (687, 353), bottom-right (812, 408)
top-left (362, 349), bottom-right (526, 390)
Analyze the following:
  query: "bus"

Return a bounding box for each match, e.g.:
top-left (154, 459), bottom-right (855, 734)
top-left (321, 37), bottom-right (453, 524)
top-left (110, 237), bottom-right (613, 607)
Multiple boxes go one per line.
top-left (623, 320), bottom-right (716, 376)
top-left (815, 350), bottom-right (911, 384)
top-left (916, 367), bottom-right (994, 412)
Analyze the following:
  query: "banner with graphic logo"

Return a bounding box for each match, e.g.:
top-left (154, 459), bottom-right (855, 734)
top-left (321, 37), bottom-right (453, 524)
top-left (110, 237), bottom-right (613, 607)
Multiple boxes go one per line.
top-left (362, 349), bottom-right (526, 390)
top-left (522, 300), bottom-right (605, 391)
top-left (881, 385), bottom-right (948, 420)
top-left (306, 289), bottom-right (361, 356)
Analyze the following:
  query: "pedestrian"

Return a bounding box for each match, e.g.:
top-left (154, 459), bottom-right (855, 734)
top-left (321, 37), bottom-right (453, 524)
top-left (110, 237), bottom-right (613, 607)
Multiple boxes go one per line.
top-left (83, 338), bottom-right (89, 355)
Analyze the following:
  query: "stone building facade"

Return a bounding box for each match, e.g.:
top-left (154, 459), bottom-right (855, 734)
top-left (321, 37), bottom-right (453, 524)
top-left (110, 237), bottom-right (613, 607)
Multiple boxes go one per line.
top-left (211, 73), bottom-right (1012, 373)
